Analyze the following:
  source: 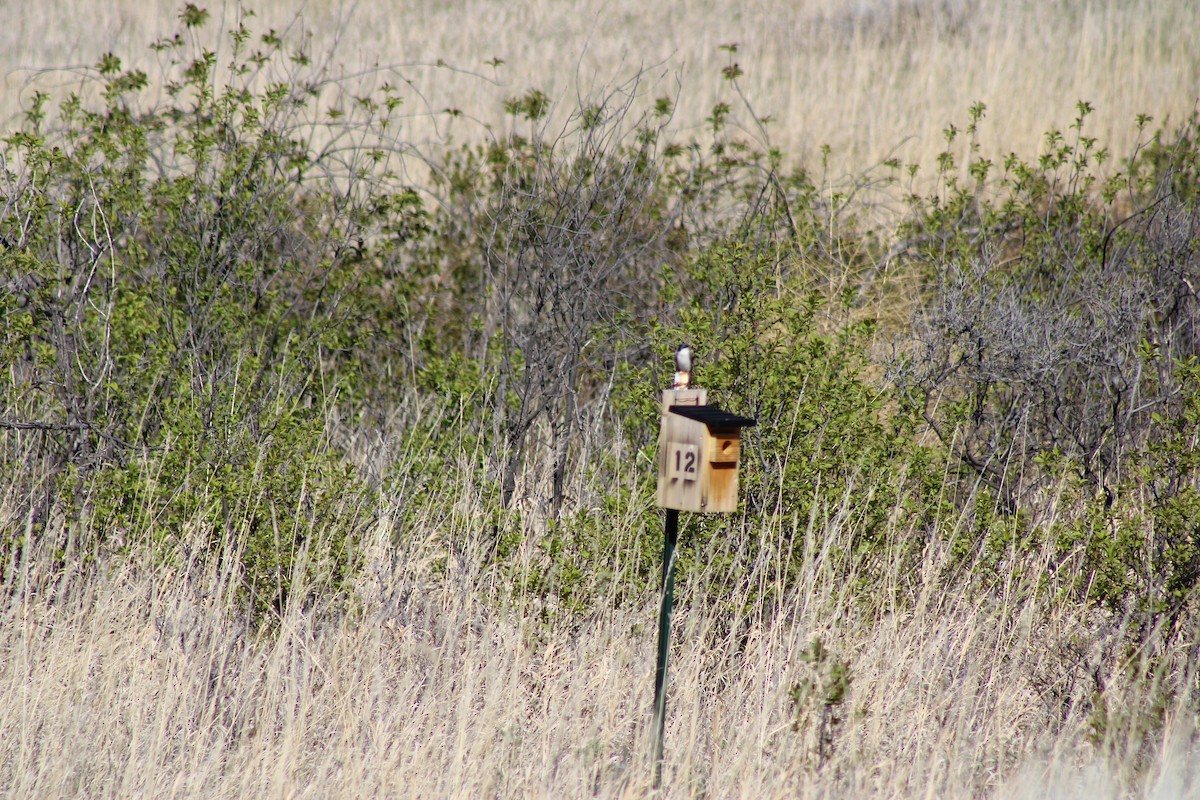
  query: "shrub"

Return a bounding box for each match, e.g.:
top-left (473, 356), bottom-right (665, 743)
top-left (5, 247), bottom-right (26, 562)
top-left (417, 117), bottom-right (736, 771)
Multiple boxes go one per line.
top-left (0, 6), bottom-right (416, 615)
top-left (611, 234), bottom-right (944, 620)
top-left (1056, 356), bottom-right (1200, 619)
top-left (891, 104), bottom-right (1200, 511)
top-left (886, 104), bottom-right (1200, 616)
top-left (430, 80), bottom-right (685, 513)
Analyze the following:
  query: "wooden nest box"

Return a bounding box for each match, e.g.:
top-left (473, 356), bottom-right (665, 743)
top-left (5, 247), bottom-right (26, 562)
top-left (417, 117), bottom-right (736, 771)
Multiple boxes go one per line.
top-left (655, 389), bottom-right (756, 513)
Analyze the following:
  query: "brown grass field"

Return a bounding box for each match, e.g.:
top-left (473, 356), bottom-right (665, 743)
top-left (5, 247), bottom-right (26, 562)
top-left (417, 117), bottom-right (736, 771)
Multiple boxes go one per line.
top-left (4, 0), bottom-right (1199, 193)
top-left (3, 409), bottom-right (1198, 798)
top-left (2, 457), bottom-right (1197, 797)
top-left (3, 1), bottom-right (1200, 797)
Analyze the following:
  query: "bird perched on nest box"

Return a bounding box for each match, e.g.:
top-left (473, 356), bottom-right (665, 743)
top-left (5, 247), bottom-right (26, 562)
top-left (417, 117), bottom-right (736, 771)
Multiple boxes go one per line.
top-left (673, 344), bottom-right (692, 389)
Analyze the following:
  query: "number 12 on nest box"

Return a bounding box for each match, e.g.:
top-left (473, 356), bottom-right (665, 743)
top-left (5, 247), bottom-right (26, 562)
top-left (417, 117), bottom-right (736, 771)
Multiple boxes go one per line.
top-left (667, 443), bottom-right (698, 481)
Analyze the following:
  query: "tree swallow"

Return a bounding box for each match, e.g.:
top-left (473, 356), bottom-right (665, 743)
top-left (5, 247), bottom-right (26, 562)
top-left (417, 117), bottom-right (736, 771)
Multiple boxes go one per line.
top-left (674, 344), bottom-right (692, 374)
top-left (674, 344), bottom-right (692, 389)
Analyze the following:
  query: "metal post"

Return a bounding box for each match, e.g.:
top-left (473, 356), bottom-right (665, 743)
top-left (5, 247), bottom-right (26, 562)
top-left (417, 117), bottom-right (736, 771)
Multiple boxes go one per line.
top-left (653, 508), bottom-right (679, 789)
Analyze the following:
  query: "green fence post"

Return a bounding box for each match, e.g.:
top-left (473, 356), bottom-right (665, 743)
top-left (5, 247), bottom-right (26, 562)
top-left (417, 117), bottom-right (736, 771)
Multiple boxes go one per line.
top-left (652, 507), bottom-right (679, 790)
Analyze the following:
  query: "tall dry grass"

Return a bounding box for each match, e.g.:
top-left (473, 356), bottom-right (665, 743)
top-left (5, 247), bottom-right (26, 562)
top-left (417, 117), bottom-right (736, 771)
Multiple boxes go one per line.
top-left (2, 413), bottom-right (1197, 798)
top-left (4, 0), bottom-right (1198, 193)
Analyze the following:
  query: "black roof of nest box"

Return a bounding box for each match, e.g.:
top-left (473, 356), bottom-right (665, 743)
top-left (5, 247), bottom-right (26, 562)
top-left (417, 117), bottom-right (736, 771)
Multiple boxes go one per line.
top-left (668, 405), bottom-right (757, 429)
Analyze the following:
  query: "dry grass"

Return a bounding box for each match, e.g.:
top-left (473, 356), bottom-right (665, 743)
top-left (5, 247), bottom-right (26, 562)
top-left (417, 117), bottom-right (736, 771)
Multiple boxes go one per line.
top-left (4, 0), bottom-right (1198, 193)
top-left (4, 3), bottom-right (1200, 796)
top-left (3, 429), bottom-right (1197, 798)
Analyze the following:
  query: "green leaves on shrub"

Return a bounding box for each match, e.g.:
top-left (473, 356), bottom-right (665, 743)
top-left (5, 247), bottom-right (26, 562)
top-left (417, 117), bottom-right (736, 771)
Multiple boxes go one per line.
top-left (612, 238), bottom-right (941, 616)
top-left (891, 104), bottom-right (1200, 615)
top-left (893, 104), bottom-right (1200, 511)
top-left (0, 6), bottom-right (413, 616)
top-left (6, 13), bottom-right (1197, 630)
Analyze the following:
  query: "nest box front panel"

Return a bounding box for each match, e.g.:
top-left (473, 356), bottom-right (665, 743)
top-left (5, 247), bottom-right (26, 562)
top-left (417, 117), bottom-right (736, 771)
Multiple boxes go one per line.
top-left (656, 389), bottom-right (707, 511)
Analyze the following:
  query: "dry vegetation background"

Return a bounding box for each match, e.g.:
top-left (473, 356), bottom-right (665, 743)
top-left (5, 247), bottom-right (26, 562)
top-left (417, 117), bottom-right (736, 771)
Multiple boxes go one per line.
top-left (4, 470), bottom-right (1198, 799)
top-left (3, 1), bottom-right (1200, 798)
top-left (4, 0), bottom-right (1199, 188)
